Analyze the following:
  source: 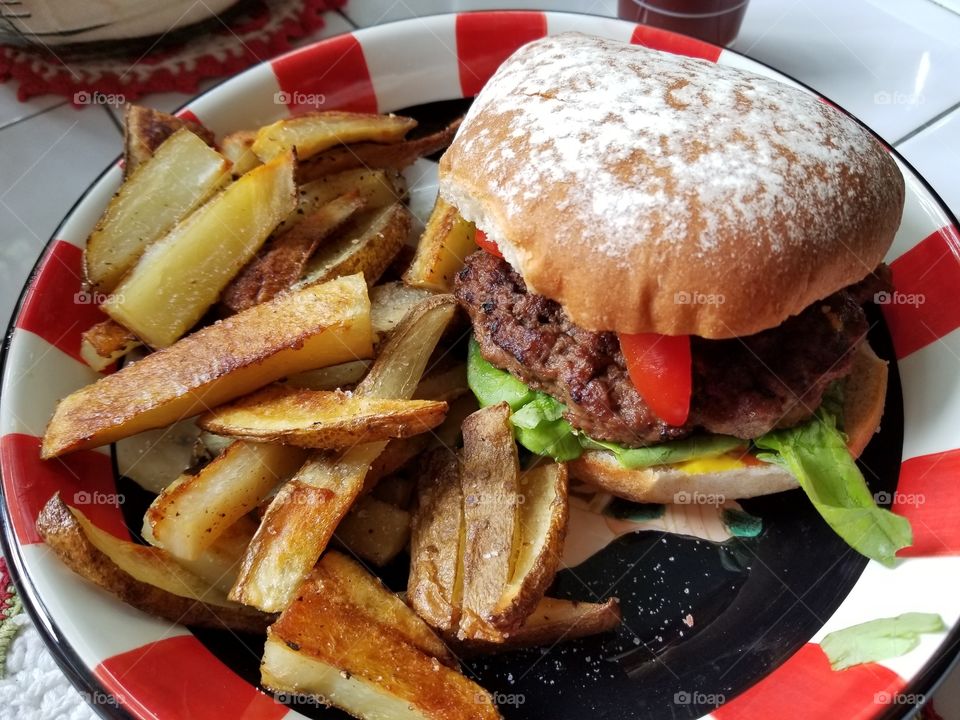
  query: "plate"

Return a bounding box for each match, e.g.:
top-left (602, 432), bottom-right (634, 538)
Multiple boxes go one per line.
top-left (2, 11), bottom-right (960, 720)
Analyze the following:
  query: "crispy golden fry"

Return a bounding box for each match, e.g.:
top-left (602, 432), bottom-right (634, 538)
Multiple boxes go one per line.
top-left (220, 129), bottom-right (262, 176)
top-left (231, 296), bottom-right (456, 612)
top-left (403, 196), bottom-right (477, 293)
top-left (462, 597), bottom-right (621, 653)
top-left (104, 152), bottom-right (297, 347)
top-left (252, 111), bottom-right (417, 162)
top-left (87, 128), bottom-right (230, 292)
top-left (42, 274), bottom-right (373, 458)
top-left (296, 203), bottom-right (412, 290)
top-left (115, 418), bottom-right (201, 494)
top-left (199, 385), bottom-right (447, 448)
top-left (334, 495), bottom-right (410, 567)
top-left (282, 170), bottom-right (405, 239)
top-left (145, 440), bottom-right (308, 560)
top-left (37, 494), bottom-right (270, 633)
top-left (409, 449), bottom-right (465, 635)
top-left (491, 463), bottom-right (568, 629)
top-left (285, 359), bottom-right (370, 390)
top-left (297, 117), bottom-right (462, 183)
top-left (221, 192), bottom-right (365, 313)
top-left (458, 403), bottom-right (521, 641)
top-left (80, 319), bottom-right (142, 371)
top-left (149, 514), bottom-right (259, 596)
top-left (262, 555), bottom-right (498, 720)
top-left (369, 281), bottom-right (434, 343)
top-left (123, 104), bottom-right (215, 176)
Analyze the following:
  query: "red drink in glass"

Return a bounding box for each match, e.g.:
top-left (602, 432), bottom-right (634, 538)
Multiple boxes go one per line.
top-left (617, 0), bottom-right (750, 47)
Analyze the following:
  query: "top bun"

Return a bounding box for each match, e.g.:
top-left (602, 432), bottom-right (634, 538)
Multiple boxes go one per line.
top-left (439, 33), bottom-right (904, 339)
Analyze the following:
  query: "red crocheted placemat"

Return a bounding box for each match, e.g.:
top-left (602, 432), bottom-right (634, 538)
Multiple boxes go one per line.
top-left (0, 0), bottom-right (345, 103)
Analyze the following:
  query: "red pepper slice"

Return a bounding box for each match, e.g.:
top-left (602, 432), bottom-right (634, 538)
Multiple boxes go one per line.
top-left (618, 332), bottom-right (692, 426)
top-left (474, 229), bottom-right (503, 258)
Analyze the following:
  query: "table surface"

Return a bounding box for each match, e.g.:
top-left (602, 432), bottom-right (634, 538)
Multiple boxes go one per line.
top-left (1, 0), bottom-right (958, 717)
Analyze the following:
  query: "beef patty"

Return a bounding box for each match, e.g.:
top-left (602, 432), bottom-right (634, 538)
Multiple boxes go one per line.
top-left (455, 251), bottom-right (880, 447)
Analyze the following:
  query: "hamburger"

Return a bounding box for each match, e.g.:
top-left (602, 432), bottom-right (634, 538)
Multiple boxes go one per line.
top-left (439, 33), bottom-right (912, 564)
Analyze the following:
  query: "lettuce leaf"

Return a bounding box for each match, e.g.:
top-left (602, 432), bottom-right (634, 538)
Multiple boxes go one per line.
top-left (821, 613), bottom-right (945, 671)
top-left (755, 411), bottom-right (912, 567)
top-left (467, 337), bottom-right (738, 466)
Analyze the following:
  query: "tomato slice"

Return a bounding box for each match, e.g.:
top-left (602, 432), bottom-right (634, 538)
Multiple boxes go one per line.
top-left (618, 332), bottom-right (692, 426)
top-left (474, 229), bottom-right (503, 258)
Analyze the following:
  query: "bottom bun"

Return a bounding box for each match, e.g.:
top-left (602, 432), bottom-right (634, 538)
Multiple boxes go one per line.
top-left (569, 341), bottom-right (888, 503)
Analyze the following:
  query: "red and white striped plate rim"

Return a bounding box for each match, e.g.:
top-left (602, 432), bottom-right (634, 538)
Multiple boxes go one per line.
top-left (1, 11), bottom-right (959, 720)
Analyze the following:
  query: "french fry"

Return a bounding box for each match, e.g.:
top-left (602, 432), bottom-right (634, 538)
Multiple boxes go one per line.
top-left (123, 104), bottom-right (215, 176)
top-left (285, 359), bottom-right (370, 390)
top-left (220, 129), bottom-right (262, 176)
top-left (37, 494), bottom-right (270, 633)
top-left (283, 169), bottom-right (405, 238)
top-left (42, 274), bottom-right (373, 458)
top-left (261, 554), bottom-right (499, 720)
top-left (462, 597), bottom-right (621, 653)
top-left (297, 117), bottom-right (463, 183)
top-left (231, 295), bottom-right (456, 612)
top-left (409, 449), bottom-right (464, 634)
top-left (222, 192), bottom-right (365, 313)
top-left (198, 385), bottom-right (447, 448)
top-left (145, 440), bottom-right (308, 560)
top-left (334, 495), bottom-right (410, 567)
top-left (296, 203), bottom-right (412, 290)
top-left (369, 281), bottom-right (434, 343)
top-left (403, 195), bottom-right (477, 292)
top-left (491, 463), bottom-right (568, 629)
top-left (80, 319), bottom-right (142, 371)
top-left (252, 111), bottom-right (417, 162)
top-left (104, 152), bottom-right (297, 347)
top-left (86, 128), bottom-right (231, 292)
top-left (458, 403), bottom-right (521, 641)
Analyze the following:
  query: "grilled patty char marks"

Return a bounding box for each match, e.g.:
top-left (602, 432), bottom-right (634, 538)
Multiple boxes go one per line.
top-left (455, 251), bottom-right (876, 447)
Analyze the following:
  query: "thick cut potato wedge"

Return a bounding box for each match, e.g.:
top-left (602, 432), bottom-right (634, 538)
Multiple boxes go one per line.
top-left (409, 449), bottom-right (465, 635)
top-left (315, 552), bottom-right (451, 663)
top-left (42, 274), bottom-right (373, 458)
top-left (37, 494), bottom-right (269, 633)
top-left (231, 295), bottom-right (456, 612)
top-left (284, 170), bottom-right (405, 238)
top-left (335, 495), bottom-right (410, 567)
top-left (369, 282), bottom-right (434, 343)
top-left (462, 597), bottom-right (621, 653)
top-left (222, 192), bottom-right (365, 313)
top-left (198, 385), bottom-right (447, 448)
top-left (490, 463), bottom-right (568, 629)
top-left (159, 515), bottom-right (259, 596)
top-left (145, 440), bottom-right (308, 560)
top-left (262, 555), bottom-right (498, 720)
top-left (80, 319), bottom-right (142, 371)
top-left (123, 104), bottom-right (215, 175)
top-left (286, 359), bottom-right (370, 390)
top-left (252, 111), bottom-right (417, 162)
top-left (87, 128), bottom-right (231, 292)
top-left (403, 196), bottom-right (477, 293)
top-left (297, 203), bottom-right (412, 290)
top-left (458, 403), bottom-right (521, 641)
top-left (104, 152), bottom-right (297, 347)
top-left (297, 117), bottom-right (462, 183)
top-left (220, 129), bottom-right (262, 176)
